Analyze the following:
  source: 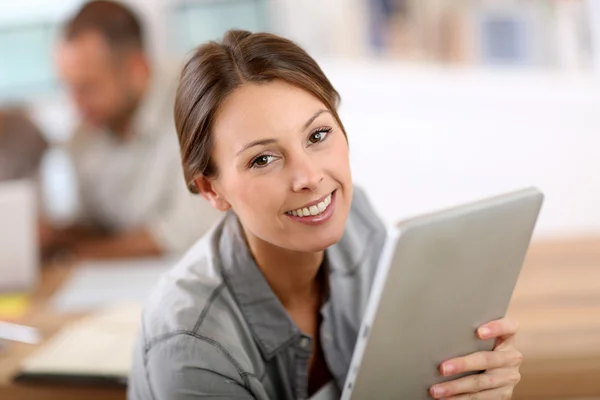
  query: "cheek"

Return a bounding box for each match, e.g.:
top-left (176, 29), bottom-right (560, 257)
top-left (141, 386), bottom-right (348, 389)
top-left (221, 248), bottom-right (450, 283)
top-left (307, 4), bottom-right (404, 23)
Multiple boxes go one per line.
top-left (98, 79), bottom-right (122, 106)
top-left (228, 174), bottom-right (285, 219)
top-left (324, 136), bottom-right (351, 179)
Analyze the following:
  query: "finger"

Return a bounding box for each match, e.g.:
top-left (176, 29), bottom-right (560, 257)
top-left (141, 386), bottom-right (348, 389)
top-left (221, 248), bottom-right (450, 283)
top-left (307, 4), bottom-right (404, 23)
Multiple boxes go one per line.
top-left (430, 370), bottom-right (520, 398)
top-left (493, 331), bottom-right (517, 351)
top-left (478, 318), bottom-right (519, 340)
top-left (440, 350), bottom-right (523, 376)
top-left (439, 386), bottom-right (515, 400)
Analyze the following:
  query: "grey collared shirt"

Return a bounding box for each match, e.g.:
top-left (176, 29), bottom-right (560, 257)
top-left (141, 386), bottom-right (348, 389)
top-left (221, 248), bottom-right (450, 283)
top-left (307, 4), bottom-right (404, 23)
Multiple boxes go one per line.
top-left (128, 187), bottom-right (387, 400)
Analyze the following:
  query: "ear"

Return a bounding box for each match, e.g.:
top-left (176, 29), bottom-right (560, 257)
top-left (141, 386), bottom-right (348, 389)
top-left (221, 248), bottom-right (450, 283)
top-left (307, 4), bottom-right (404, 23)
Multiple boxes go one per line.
top-left (130, 52), bottom-right (148, 73)
top-left (194, 176), bottom-right (231, 212)
top-left (124, 51), bottom-right (149, 86)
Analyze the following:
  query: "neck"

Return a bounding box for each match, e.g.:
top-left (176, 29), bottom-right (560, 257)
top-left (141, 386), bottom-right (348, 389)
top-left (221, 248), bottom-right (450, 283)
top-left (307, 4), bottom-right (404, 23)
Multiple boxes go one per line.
top-left (243, 227), bottom-right (324, 309)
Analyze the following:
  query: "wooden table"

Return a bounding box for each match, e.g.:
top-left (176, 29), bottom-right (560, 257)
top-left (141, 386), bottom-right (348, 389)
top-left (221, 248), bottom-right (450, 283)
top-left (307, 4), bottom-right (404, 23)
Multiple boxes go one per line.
top-left (0, 263), bottom-right (126, 400)
top-left (509, 237), bottom-right (600, 399)
top-left (1, 238), bottom-right (600, 399)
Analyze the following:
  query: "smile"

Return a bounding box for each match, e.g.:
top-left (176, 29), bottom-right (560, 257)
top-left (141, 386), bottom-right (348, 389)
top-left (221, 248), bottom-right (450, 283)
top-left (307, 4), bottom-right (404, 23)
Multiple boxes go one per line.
top-left (285, 192), bottom-right (332, 217)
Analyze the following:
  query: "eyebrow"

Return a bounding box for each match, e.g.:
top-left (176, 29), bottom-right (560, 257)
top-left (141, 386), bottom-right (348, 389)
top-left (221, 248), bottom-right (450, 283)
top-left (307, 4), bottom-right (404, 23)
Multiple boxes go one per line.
top-left (303, 109), bottom-right (330, 130)
top-left (236, 109), bottom-right (331, 156)
top-left (236, 138), bottom-right (277, 156)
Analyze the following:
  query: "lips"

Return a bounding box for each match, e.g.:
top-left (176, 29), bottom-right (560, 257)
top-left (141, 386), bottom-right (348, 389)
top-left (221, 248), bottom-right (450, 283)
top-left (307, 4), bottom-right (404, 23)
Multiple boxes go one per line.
top-left (285, 192), bottom-right (333, 218)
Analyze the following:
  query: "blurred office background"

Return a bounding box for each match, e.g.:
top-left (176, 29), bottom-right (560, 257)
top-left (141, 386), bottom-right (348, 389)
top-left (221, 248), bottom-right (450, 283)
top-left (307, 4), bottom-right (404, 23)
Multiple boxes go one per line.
top-left (2, 2), bottom-right (600, 399)
top-left (3, 0), bottom-right (600, 238)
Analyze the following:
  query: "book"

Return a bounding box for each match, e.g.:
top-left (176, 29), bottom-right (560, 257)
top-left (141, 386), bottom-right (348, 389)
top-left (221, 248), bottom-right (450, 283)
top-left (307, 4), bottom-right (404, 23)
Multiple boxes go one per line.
top-left (14, 304), bottom-right (141, 387)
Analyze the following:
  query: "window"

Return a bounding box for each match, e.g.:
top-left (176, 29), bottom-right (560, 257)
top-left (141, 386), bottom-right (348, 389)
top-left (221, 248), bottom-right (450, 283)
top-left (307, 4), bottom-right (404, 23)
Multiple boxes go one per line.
top-left (169, 0), bottom-right (269, 55)
top-left (0, 21), bottom-right (58, 101)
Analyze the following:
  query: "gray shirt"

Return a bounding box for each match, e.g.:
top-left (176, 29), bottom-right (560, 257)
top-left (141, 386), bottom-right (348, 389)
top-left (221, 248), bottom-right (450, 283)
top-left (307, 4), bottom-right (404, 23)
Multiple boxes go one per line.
top-left (128, 187), bottom-right (387, 400)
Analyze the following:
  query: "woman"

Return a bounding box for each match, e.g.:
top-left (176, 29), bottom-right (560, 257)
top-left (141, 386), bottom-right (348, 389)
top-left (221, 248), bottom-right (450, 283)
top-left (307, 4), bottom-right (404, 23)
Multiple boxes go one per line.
top-left (129, 30), bottom-right (522, 400)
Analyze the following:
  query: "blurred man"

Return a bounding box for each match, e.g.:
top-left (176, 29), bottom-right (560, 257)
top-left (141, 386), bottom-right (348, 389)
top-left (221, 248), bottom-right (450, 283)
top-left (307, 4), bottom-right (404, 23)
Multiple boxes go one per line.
top-left (0, 108), bottom-right (47, 182)
top-left (43, 0), bottom-right (219, 259)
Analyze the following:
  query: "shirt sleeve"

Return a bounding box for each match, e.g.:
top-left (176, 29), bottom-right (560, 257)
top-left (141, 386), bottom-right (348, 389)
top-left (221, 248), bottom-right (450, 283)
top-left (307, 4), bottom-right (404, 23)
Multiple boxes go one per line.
top-left (132, 334), bottom-right (256, 400)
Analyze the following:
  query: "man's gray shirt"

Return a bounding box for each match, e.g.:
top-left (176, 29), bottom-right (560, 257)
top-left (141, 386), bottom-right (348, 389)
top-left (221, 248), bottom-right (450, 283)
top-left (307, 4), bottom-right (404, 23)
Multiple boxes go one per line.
top-left (128, 188), bottom-right (387, 399)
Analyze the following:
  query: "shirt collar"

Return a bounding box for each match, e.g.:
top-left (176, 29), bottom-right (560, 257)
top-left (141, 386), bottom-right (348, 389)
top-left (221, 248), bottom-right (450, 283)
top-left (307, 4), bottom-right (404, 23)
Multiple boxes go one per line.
top-left (218, 212), bottom-right (300, 360)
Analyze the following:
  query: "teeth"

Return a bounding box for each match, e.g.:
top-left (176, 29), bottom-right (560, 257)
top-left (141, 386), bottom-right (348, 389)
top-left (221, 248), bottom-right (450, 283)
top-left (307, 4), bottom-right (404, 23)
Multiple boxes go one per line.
top-left (286, 193), bottom-right (333, 218)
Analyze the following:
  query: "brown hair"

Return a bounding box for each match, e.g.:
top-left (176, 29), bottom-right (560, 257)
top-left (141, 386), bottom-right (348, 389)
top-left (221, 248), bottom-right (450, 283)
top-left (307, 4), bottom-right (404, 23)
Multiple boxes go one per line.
top-left (63, 0), bottom-right (144, 52)
top-left (175, 30), bottom-right (346, 194)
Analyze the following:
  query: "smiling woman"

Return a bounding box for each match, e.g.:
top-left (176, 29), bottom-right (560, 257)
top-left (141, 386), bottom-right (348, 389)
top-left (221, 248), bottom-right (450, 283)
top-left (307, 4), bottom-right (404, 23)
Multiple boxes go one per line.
top-left (128, 30), bottom-right (524, 400)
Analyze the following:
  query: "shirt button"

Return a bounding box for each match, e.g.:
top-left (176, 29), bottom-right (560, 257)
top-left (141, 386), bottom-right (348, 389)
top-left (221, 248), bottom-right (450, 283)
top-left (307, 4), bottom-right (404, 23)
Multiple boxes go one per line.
top-left (323, 332), bottom-right (332, 342)
top-left (299, 336), bottom-right (311, 350)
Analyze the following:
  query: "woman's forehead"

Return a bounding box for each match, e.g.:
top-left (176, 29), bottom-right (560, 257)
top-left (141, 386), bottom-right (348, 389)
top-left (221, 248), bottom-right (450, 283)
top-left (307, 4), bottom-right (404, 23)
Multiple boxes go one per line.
top-left (212, 81), bottom-right (329, 148)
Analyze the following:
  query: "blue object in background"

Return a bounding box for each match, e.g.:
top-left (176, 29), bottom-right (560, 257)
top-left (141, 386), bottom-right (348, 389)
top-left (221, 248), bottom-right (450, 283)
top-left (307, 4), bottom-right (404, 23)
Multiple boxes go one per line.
top-left (169, 0), bottom-right (269, 55)
top-left (479, 12), bottom-right (530, 65)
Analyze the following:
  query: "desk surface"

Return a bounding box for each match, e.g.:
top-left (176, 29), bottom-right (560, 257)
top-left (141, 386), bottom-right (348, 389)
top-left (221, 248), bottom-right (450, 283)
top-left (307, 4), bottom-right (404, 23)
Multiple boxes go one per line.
top-left (508, 237), bottom-right (600, 399)
top-left (0, 264), bottom-right (126, 400)
top-left (1, 238), bottom-right (600, 400)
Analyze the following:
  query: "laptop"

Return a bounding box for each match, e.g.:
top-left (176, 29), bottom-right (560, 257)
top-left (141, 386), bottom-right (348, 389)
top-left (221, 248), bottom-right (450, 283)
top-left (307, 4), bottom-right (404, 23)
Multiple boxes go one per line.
top-left (330, 187), bottom-right (543, 399)
top-left (0, 180), bottom-right (39, 292)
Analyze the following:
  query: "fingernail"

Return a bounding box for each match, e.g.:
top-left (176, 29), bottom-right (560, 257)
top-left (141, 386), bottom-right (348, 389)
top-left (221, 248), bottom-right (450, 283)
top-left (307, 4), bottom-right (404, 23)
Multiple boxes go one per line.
top-left (478, 327), bottom-right (491, 338)
top-left (432, 385), bottom-right (446, 397)
top-left (441, 363), bottom-right (455, 375)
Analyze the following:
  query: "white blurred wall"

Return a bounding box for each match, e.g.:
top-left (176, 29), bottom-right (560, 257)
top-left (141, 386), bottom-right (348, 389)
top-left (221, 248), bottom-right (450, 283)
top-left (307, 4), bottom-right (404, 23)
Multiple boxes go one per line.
top-left (318, 60), bottom-right (600, 238)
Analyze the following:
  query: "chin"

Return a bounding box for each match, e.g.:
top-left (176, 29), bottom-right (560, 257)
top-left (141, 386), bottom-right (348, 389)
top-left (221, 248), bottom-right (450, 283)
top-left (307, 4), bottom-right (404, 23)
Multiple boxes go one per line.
top-left (295, 225), bottom-right (345, 253)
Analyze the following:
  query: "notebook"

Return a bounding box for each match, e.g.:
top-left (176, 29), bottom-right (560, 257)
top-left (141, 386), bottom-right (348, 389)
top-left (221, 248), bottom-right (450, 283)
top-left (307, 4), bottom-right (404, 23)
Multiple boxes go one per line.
top-left (14, 304), bottom-right (141, 386)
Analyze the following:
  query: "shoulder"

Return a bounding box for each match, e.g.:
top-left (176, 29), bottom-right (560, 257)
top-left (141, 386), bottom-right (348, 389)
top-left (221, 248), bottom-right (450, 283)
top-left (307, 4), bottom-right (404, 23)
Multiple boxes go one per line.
top-left (141, 231), bottom-right (223, 338)
top-left (139, 220), bottom-right (262, 378)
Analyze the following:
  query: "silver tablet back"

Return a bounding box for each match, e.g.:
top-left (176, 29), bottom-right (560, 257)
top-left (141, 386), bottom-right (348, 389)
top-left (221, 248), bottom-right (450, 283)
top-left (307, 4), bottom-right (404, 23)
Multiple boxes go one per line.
top-left (342, 187), bottom-right (543, 400)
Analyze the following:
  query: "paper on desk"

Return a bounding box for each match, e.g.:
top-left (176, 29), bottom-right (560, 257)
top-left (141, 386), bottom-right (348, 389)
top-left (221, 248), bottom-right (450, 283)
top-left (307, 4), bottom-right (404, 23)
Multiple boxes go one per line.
top-left (20, 303), bottom-right (142, 378)
top-left (51, 258), bottom-right (172, 313)
top-left (0, 321), bottom-right (40, 344)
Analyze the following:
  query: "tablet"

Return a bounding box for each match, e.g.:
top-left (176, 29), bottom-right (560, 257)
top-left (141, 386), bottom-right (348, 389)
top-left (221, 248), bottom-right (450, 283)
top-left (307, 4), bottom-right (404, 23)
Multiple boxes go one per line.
top-left (341, 187), bottom-right (544, 400)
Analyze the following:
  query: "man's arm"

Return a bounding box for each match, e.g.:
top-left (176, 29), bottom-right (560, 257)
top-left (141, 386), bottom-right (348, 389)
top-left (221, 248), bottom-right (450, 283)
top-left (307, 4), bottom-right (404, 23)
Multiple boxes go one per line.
top-left (40, 220), bottom-right (162, 259)
top-left (69, 228), bottom-right (162, 259)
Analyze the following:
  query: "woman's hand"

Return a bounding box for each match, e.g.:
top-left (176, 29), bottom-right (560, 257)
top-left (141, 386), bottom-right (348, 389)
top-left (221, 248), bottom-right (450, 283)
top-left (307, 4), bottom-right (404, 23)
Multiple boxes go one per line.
top-left (429, 318), bottom-right (523, 399)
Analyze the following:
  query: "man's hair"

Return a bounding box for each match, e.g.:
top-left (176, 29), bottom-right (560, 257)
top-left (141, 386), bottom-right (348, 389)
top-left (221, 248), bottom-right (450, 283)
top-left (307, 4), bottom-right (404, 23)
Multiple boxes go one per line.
top-left (63, 0), bottom-right (144, 52)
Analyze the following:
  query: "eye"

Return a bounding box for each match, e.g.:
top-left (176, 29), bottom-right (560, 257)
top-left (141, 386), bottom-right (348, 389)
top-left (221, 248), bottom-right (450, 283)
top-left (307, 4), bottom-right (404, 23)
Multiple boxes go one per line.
top-left (308, 127), bottom-right (332, 144)
top-left (251, 154), bottom-right (275, 168)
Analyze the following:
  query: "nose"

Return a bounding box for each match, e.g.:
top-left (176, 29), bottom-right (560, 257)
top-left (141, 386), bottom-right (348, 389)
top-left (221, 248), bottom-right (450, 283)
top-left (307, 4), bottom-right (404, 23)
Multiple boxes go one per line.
top-left (290, 152), bottom-right (324, 192)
